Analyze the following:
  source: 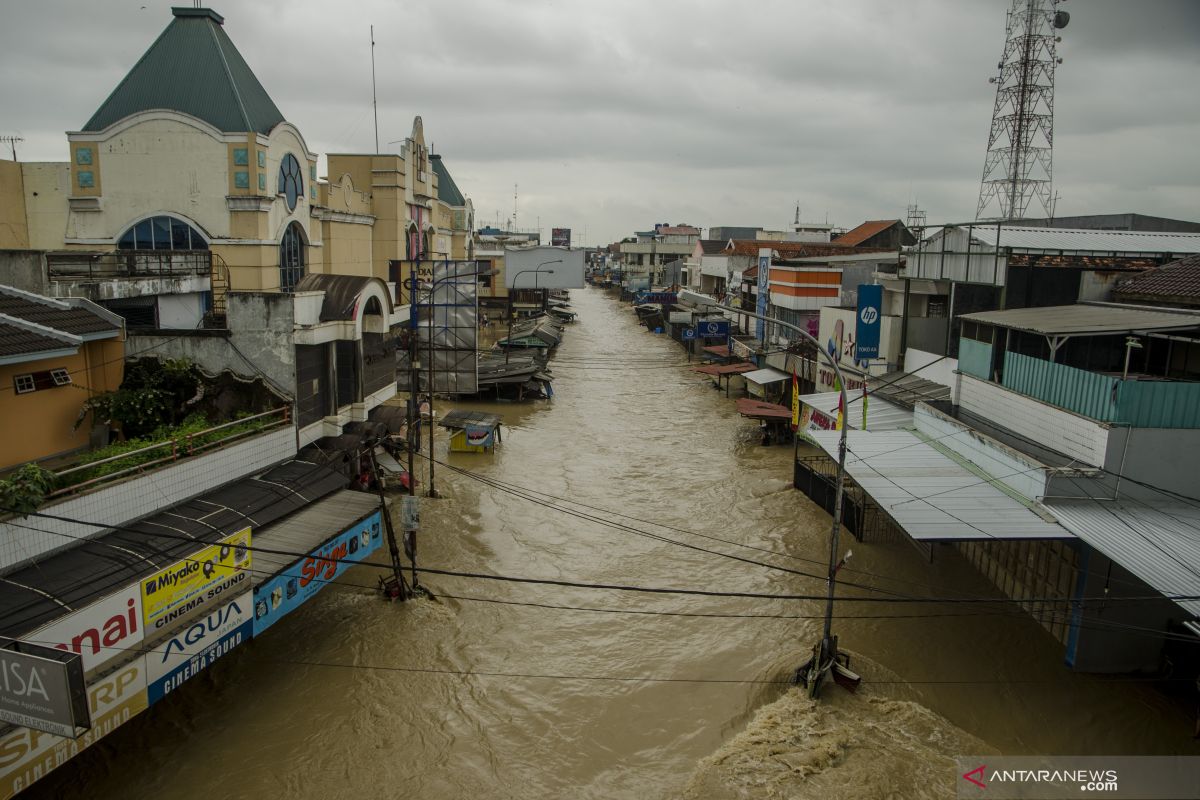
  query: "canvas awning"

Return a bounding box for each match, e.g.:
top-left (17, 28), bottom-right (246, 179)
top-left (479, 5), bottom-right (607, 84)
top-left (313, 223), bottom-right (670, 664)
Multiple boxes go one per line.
top-left (806, 430), bottom-right (1074, 542)
top-left (694, 362), bottom-right (755, 376)
top-left (736, 398), bottom-right (792, 420)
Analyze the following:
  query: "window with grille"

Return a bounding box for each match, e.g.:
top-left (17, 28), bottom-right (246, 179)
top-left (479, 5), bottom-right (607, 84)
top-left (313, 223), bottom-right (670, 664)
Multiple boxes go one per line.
top-left (279, 222), bottom-right (306, 293)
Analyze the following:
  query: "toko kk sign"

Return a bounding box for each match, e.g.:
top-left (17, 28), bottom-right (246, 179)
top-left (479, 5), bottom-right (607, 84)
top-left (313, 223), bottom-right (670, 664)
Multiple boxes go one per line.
top-left (854, 284), bottom-right (882, 361)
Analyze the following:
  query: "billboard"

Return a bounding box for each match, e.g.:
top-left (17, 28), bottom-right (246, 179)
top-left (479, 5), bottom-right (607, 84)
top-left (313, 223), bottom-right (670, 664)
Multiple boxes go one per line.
top-left (0, 658), bottom-right (147, 800)
top-left (253, 511), bottom-right (383, 635)
top-left (755, 250), bottom-right (770, 341)
top-left (854, 284), bottom-right (883, 360)
top-left (504, 246), bottom-right (585, 289)
top-left (420, 260), bottom-right (480, 395)
top-left (0, 643), bottom-right (88, 738)
top-left (147, 591), bottom-right (252, 705)
top-left (30, 584), bottom-right (143, 676)
top-left (551, 228), bottom-right (571, 247)
top-left (141, 528), bottom-right (252, 634)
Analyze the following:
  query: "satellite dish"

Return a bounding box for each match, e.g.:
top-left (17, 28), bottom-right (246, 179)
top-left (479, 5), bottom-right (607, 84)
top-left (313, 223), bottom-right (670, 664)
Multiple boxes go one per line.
top-left (1054, 10), bottom-right (1070, 29)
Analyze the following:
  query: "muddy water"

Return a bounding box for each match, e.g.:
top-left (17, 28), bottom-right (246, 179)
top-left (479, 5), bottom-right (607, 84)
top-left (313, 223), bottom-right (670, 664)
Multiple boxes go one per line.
top-left (29, 286), bottom-right (1198, 800)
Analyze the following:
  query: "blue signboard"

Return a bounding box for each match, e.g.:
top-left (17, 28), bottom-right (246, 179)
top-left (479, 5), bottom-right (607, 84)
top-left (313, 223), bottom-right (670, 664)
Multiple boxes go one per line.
top-left (755, 254), bottom-right (769, 341)
top-left (855, 284), bottom-right (883, 361)
top-left (253, 511), bottom-right (383, 635)
top-left (682, 328), bottom-right (696, 340)
top-left (147, 590), bottom-right (252, 705)
top-left (634, 291), bottom-right (678, 305)
top-left (697, 319), bottom-right (729, 339)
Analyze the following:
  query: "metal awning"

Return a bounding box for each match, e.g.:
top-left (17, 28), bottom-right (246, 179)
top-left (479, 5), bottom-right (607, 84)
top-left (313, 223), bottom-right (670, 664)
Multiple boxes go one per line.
top-left (806, 430), bottom-right (1074, 542)
top-left (694, 362), bottom-right (755, 376)
top-left (798, 391), bottom-right (913, 431)
top-left (439, 410), bottom-right (503, 430)
top-left (252, 490), bottom-right (384, 581)
top-left (744, 367), bottom-right (790, 385)
top-left (959, 304), bottom-right (1200, 337)
top-left (1043, 499), bottom-right (1200, 620)
top-left (736, 398), bottom-right (791, 420)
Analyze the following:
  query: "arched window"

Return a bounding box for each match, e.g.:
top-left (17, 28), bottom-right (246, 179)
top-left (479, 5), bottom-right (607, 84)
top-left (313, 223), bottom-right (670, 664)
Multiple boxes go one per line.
top-left (279, 222), bottom-right (306, 292)
top-left (117, 215), bottom-right (208, 251)
top-left (278, 153), bottom-right (303, 212)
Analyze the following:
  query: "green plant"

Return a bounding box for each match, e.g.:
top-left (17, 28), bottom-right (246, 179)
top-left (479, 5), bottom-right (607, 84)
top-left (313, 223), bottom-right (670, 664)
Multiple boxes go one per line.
top-left (0, 464), bottom-right (58, 516)
top-left (77, 357), bottom-right (202, 439)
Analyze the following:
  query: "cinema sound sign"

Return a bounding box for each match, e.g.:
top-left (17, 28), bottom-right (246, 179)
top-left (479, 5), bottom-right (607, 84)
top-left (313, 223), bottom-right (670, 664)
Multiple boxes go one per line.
top-left (141, 527), bottom-right (252, 631)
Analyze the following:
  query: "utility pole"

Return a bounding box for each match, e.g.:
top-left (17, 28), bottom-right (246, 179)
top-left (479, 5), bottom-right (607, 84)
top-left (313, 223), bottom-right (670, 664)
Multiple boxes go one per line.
top-left (370, 26), bottom-right (379, 154)
top-left (369, 447), bottom-right (409, 601)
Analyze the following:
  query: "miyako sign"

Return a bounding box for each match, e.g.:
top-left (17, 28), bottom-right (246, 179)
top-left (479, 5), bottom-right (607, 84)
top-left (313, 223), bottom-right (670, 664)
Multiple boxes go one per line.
top-left (147, 590), bottom-right (252, 705)
top-left (142, 527), bottom-right (252, 632)
top-left (0, 658), bottom-right (147, 800)
top-left (29, 584), bottom-right (143, 676)
top-left (0, 642), bottom-right (88, 738)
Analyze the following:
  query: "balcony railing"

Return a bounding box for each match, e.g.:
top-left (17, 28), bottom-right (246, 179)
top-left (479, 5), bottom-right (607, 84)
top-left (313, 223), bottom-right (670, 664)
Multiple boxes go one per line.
top-left (47, 250), bottom-right (212, 280)
top-left (47, 407), bottom-right (291, 499)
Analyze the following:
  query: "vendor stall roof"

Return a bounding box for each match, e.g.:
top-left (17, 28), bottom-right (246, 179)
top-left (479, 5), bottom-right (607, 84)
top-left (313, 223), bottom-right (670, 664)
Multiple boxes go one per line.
top-left (439, 410), bottom-right (503, 430)
top-left (744, 367), bottom-right (790, 385)
top-left (807, 430), bottom-right (1073, 542)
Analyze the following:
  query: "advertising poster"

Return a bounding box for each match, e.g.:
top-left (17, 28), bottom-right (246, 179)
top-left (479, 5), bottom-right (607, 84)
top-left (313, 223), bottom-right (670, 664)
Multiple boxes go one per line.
top-left (253, 512), bottom-right (382, 636)
top-left (141, 528), bottom-right (252, 633)
top-left (551, 227), bottom-right (571, 247)
top-left (30, 584), bottom-right (143, 676)
top-left (855, 283), bottom-right (883, 360)
top-left (755, 252), bottom-right (770, 341)
top-left (146, 591), bottom-right (252, 705)
top-left (0, 659), bottom-right (147, 800)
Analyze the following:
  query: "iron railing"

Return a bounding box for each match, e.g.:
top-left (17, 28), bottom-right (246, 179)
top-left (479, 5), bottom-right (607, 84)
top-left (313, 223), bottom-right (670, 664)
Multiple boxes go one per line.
top-left (46, 250), bottom-right (213, 280)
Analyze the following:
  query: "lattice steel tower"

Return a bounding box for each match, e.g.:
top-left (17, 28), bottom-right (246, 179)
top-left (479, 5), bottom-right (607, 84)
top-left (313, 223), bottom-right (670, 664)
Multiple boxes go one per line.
top-left (975, 0), bottom-right (1070, 221)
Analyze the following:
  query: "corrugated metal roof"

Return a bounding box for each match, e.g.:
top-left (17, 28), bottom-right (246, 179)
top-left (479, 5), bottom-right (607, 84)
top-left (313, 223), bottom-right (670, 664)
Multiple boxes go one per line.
top-left (430, 154), bottom-right (466, 207)
top-left (744, 367), bottom-right (790, 385)
top-left (960, 304), bottom-right (1200, 336)
top-left (252, 490), bottom-right (382, 579)
top-left (807, 430), bottom-right (1074, 541)
top-left (963, 225), bottom-right (1200, 255)
top-left (867, 371), bottom-right (952, 409)
top-left (799, 391), bottom-right (913, 431)
top-left (83, 7), bottom-right (285, 134)
top-left (1043, 499), bottom-right (1200, 619)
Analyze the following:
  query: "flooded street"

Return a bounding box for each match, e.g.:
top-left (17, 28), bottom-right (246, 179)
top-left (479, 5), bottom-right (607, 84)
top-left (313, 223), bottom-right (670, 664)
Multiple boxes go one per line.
top-left (28, 286), bottom-right (1200, 800)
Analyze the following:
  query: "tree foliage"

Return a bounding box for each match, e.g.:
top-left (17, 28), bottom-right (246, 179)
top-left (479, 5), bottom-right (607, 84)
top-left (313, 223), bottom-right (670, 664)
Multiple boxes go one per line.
top-left (0, 464), bottom-right (57, 517)
top-left (78, 357), bottom-right (203, 440)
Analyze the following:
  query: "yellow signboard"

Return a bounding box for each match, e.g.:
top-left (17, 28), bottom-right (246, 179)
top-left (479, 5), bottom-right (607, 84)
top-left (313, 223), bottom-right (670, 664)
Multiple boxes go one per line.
top-left (141, 528), bottom-right (252, 630)
top-left (0, 659), bottom-right (148, 800)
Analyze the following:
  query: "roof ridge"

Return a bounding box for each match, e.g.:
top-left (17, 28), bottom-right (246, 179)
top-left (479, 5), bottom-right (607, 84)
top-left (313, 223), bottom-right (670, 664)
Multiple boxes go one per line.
top-left (0, 312), bottom-right (82, 345)
top-left (0, 284), bottom-right (72, 309)
top-left (205, 18), bottom-right (253, 132)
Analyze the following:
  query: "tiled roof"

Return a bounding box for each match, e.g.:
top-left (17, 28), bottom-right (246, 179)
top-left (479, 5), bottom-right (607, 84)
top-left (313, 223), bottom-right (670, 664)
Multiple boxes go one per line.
top-left (0, 321), bottom-right (71, 360)
top-left (0, 287), bottom-right (120, 337)
top-left (1113, 254), bottom-right (1200, 304)
top-left (430, 154), bottom-right (466, 207)
top-left (698, 239), bottom-right (726, 255)
top-left (0, 287), bottom-right (120, 364)
top-left (833, 219), bottom-right (900, 247)
top-left (83, 8), bottom-right (285, 134)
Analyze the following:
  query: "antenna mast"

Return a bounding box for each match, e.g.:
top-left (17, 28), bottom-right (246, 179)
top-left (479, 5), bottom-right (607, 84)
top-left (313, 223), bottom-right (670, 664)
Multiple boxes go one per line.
top-left (976, 0), bottom-right (1069, 220)
top-left (0, 136), bottom-right (23, 161)
top-left (370, 25), bottom-right (379, 154)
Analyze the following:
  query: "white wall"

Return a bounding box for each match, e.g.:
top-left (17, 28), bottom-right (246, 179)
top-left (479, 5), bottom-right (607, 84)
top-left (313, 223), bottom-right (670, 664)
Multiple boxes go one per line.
top-left (957, 374), bottom-right (1110, 466)
top-left (67, 114), bottom-right (231, 242)
top-left (157, 292), bottom-right (205, 329)
top-left (905, 347), bottom-right (959, 402)
top-left (0, 428), bottom-right (296, 571)
top-left (504, 246), bottom-right (585, 289)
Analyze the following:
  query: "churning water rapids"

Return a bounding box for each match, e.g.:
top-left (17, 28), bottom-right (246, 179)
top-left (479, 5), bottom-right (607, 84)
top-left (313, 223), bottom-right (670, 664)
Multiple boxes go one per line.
top-left (28, 286), bottom-right (1199, 800)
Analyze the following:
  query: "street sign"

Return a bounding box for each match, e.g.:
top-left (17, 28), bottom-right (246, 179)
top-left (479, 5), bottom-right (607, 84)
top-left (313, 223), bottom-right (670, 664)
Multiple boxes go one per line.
top-left (682, 328), bottom-right (696, 340)
top-left (698, 320), bottom-right (729, 338)
top-left (855, 284), bottom-right (883, 360)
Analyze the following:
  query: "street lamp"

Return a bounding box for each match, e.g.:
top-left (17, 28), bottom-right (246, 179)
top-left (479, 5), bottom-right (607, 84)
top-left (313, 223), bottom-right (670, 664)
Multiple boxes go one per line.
top-left (420, 265), bottom-right (496, 498)
top-left (506, 260), bottom-right (561, 363)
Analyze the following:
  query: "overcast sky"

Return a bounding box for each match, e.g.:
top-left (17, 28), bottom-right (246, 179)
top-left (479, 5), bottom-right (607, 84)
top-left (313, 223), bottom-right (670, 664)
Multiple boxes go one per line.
top-left (2, 0), bottom-right (1197, 245)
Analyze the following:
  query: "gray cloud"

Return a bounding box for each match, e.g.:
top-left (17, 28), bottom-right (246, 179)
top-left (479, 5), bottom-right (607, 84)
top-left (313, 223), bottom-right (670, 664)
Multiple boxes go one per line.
top-left (1, 0), bottom-right (1197, 245)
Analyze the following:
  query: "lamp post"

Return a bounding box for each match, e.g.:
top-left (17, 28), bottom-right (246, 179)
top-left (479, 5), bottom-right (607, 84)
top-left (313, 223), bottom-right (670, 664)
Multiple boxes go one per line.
top-left (700, 297), bottom-right (853, 699)
top-left (423, 264), bottom-right (495, 498)
top-left (506, 260), bottom-right (561, 363)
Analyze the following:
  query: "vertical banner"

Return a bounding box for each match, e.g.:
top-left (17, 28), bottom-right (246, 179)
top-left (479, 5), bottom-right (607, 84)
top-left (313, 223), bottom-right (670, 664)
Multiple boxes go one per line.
top-left (854, 283), bottom-right (883, 361)
top-left (790, 368), bottom-right (800, 431)
top-left (755, 250), bottom-right (770, 341)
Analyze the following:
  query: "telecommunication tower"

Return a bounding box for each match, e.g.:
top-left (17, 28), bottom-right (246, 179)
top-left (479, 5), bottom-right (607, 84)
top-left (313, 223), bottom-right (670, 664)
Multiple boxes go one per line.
top-left (975, 0), bottom-right (1070, 221)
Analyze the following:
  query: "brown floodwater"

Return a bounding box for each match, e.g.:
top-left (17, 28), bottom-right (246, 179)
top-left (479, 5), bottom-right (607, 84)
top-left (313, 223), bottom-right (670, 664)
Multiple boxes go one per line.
top-left (26, 285), bottom-right (1200, 800)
